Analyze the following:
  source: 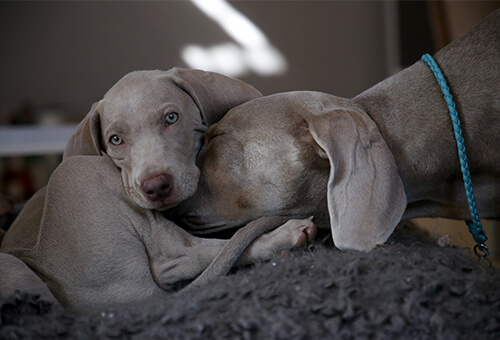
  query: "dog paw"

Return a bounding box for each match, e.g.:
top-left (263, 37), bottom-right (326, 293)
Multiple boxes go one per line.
top-left (283, 217), bottom-right (317, 248)
top-left (242, 217), bottom-right (317, 263)
top-left (265, 217), bottom-right (317, 251)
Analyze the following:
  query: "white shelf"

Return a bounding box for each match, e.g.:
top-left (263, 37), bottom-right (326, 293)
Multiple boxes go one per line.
top-left (0, 124), bottom-right (78, 157)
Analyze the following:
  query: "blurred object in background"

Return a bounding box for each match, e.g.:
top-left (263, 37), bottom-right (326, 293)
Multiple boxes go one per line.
top-left (397, 0), bottom-right (500, 68)
top-left (398, 1), bottom-right (435, 68)
top-left (427, 0), bottom-right (500, 50)
top-left (1, 102), bottom-right (35, 126)
top-left (1, 157), bottom-right (34, 204)
top-left (0, 102), bottom-right (73, 223)
top-left (0, 194), bottom-right (14, 232)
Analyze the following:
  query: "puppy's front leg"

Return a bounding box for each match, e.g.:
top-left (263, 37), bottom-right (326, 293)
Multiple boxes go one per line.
top-left (187, 216), bottom-right (317, 290)
top-left (144, 216), bottom-right (316, 290)
top-left (144, 218), bottom-right (226, 290)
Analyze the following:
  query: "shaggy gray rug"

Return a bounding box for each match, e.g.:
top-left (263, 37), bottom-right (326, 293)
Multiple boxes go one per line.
top-left (1, 225), bottom-right (499, 339)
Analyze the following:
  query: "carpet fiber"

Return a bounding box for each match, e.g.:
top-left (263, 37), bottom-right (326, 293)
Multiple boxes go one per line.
top-left (1, 225), bottom-right (499, 339)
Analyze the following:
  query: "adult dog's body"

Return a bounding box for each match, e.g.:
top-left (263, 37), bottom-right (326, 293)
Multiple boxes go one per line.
top-left (174, 10), bottom-right (500, 251)
top-left (0, 68), bottom-right (316, 312)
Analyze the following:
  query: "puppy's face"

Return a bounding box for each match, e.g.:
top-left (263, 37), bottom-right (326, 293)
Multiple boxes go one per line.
top-left (98, 72), bottom-right (206, 210)
top-left (65, 68), bottom-right (263, 211)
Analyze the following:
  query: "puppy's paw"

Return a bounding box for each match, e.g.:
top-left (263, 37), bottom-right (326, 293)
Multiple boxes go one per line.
top-left (263, 217), bottom-right (317, 252)
top-left (244, 217), bottom-right (317, 263)
top-left (278, 217), bottom-right (317, 249)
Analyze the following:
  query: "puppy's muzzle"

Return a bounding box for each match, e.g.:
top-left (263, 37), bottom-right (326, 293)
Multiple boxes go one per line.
top-left (141, 174), bottom-right (172, 203)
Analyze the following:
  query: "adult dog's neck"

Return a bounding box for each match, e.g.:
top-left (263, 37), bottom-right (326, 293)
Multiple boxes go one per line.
top-left (351, 10), bottom-right (500, 220)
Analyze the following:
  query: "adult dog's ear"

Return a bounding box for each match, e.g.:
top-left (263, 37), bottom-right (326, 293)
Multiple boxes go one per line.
top-left (63, 102), bottom-right (102, 159)
top-left (168, 68), bottom-right (262, 126)
top-left (309, 109), bottom-right (407, 251)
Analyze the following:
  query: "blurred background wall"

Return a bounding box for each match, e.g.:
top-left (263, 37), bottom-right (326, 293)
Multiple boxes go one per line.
top-left (0, 0), bottom-right (499, 260)
top-left (0, 0), bottom-right (390, 117)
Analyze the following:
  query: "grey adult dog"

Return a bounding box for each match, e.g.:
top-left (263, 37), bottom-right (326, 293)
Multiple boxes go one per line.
top-left (173, 10), bottom-right (499, 252)
top-left (0, 68), bottom-right (316, 312)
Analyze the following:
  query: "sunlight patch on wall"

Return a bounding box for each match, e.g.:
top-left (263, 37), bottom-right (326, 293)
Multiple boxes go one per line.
top-left (182, 0), bottom-right (288, 77)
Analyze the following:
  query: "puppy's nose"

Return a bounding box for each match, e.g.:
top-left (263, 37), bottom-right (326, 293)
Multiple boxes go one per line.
top-left (141, 174), bottom-right (172, 202)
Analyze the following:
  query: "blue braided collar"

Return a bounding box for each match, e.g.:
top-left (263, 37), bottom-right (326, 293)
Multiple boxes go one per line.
top-left (421, 54), bottom-right (489, 257)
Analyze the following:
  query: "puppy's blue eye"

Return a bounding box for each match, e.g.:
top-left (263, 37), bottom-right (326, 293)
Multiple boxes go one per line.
top-left (109, 134), bottom-right (123, 145)
top-left (165, 112), bottom-right (179, 125)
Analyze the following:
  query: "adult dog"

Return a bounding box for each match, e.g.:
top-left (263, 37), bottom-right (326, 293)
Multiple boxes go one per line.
top-left (173, 10), bottom-right (499, 252)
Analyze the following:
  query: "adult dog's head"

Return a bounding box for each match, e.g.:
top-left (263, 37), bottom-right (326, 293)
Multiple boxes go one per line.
top-left (172, 91), bottom-right (407, 252)
top-left (64, 68), bottom-right (261, 210)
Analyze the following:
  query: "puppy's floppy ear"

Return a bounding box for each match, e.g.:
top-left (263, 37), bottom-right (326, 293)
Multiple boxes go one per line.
top-left (167, 67), bottom-right (262, 126)
top-left (63, 102), bottom-right (102, 159)
top-left (309, 109), bottom-right (407, 251)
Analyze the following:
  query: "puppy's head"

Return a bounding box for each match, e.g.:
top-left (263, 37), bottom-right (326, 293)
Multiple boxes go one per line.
top-left (64, 68), bottom-right (261, 210)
